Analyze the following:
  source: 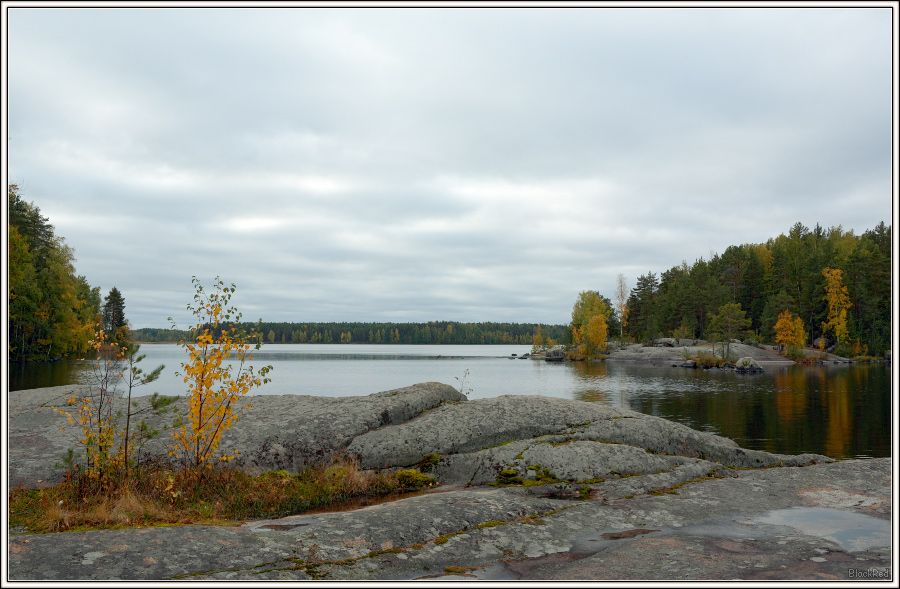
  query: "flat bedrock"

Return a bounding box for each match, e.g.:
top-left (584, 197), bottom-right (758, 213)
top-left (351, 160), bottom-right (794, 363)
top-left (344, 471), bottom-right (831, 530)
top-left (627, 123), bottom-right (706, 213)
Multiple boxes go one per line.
top-left (8, 459), bottom-right (891, 581)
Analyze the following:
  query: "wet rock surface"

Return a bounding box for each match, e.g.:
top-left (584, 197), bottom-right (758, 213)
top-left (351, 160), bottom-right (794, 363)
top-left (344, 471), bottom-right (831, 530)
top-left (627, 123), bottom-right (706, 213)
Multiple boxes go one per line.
top-left (6, 383), bottom-right (892, 581)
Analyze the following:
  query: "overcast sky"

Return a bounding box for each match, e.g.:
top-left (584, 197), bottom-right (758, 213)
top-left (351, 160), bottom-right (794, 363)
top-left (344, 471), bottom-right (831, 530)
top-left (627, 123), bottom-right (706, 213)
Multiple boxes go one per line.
top-left (5, 5), bottom-right (896, 329)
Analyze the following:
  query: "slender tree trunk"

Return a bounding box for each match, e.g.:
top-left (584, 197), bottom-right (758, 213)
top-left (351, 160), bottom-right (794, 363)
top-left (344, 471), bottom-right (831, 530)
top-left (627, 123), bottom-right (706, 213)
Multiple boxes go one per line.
top-left (124, 377), bottom-right (132, 484)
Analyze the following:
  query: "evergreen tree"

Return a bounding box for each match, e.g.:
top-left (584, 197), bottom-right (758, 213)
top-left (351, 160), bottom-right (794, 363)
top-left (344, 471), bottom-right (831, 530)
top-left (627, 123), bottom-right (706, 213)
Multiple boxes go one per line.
top-left (707, 302), bottom-right (751, 359)
top-left (102, 287), bottom-right (128, 340)
top-left (759, 289), bottom-right (796, 343)
top-left (626, 272), bottom-right (659, 342)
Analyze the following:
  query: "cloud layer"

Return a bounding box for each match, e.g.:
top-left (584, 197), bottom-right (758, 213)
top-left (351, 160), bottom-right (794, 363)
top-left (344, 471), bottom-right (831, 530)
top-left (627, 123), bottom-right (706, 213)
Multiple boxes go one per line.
top-left (6, 7), bottom-right (894, 328)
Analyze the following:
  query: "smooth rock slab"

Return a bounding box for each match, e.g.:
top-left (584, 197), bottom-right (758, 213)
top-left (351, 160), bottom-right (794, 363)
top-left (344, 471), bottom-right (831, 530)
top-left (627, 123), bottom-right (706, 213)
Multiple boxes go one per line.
top-left (7, 459), bottom-right (891, 581)
top-left (345, 395), bottom-right (829, 486)
top-left (6, 383), bottom-right (888, 582)
top-left (7, 382), bottom-right (466, 486)
top-left (9, 384), bottom-right (828, 492)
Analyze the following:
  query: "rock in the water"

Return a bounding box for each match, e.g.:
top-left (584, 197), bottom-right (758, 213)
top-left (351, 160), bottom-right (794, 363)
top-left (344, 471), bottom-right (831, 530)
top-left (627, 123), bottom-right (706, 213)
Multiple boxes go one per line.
top-left (733, 357), bottom-right (764, 373)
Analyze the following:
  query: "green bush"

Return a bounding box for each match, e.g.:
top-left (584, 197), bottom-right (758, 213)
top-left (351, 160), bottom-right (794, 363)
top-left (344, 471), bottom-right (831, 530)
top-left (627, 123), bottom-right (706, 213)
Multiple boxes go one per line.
top-left (416, 453), bottom-right (440, 473)
top-left (395, 469), bottom-right (436, 490)
top-left (496, 469), bottom-right (524, 485)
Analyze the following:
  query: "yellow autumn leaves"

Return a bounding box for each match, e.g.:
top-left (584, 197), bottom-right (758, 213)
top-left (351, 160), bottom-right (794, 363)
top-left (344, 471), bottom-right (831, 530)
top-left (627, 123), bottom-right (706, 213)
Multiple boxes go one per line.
top-left (54, 329), bottom-right (130, 490)
top-left (57, 278), bottom-right (273, 486)
top-left (570, 290), bottom-right (610, 360)
top-left (821, 267), bottom-right (852, 347)
top-left (775, 309), bottom-right (807, 358)
top-left (168, 277), bottom-right (272, 475)
top-left (775, 267), bottom-right (853, 360)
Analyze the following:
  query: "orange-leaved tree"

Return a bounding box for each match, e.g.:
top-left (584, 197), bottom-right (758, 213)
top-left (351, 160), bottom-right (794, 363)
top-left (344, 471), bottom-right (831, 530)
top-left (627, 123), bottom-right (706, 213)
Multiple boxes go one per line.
top-left (168, 278), bottom-right (272, 475)
top-left (531, 324), bottom-right (545, 354)
top-left (570, 290), bottom-right (610, 360)
top-left (583, 313), bottom-right (609, 357)
top-left (774, 309), bottom-right (807, 360)
top-left (821, 267), bottom-right (852, 350)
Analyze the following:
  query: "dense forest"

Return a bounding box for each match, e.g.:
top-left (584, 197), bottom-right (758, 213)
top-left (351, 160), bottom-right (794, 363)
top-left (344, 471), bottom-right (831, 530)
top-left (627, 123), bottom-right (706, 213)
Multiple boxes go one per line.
top-left (7, 185), bottom-right (101, 361)
top-left (623, 221), bottom-right (892, 357)
top-left (132, 321), bottom-right (569, 346)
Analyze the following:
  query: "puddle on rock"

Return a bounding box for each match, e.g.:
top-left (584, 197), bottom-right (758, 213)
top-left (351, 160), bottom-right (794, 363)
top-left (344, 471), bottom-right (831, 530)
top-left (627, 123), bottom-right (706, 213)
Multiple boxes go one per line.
top-left (750, 507), bottom-right (890, 552)
top-left (247, 516), bottom-right (320, 532)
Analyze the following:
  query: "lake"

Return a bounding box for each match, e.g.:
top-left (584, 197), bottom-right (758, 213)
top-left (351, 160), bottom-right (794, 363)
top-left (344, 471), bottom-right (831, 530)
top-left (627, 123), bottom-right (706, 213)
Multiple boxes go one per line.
top-left (7, 343), bottom-right (893, 460)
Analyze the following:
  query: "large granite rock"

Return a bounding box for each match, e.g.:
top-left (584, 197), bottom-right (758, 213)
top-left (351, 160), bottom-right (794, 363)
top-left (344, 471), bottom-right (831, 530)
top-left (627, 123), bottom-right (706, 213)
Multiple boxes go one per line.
top-left (8, 383), bottom-right (827, 494)
top-left (345, 394), bottom-right (827, 495)
top-left (7, 383), bottom-right (466, 486)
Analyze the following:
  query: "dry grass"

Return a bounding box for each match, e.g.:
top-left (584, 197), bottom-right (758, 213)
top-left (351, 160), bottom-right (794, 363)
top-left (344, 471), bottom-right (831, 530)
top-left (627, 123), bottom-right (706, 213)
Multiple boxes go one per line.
top-left (18, 483), bottom-right (180, 532)
top-left (10, 455), bottom-right (434, 534)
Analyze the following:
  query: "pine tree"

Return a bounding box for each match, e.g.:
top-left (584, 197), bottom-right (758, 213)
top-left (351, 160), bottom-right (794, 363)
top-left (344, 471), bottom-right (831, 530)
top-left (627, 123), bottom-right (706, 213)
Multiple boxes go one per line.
top-left (707, 302), bottom-right (750, 359)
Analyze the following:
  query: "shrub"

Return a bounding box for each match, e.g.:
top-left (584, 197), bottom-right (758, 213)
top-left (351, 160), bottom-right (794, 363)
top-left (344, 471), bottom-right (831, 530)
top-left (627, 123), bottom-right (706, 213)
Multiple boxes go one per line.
top-left (694, 351), bottom-right (726, 369)
top-left (395, 469), bottom-right (437, 490)
top-left (417, 453), bottom-right (440, 473)
top-left (168, 278), bottom-right (272, 475)
top-left (496, 469), bottom-right (524, 485)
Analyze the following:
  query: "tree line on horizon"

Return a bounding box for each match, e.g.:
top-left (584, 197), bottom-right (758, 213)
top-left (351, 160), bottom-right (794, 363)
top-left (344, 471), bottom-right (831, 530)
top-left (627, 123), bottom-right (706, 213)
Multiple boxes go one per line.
top-left (132, 321), bottom-right (570, 346)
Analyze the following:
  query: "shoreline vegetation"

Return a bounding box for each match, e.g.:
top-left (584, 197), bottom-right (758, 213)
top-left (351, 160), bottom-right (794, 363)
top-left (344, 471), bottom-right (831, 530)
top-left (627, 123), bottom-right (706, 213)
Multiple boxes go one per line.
top-left (7, 281), bottom-right (443, 536)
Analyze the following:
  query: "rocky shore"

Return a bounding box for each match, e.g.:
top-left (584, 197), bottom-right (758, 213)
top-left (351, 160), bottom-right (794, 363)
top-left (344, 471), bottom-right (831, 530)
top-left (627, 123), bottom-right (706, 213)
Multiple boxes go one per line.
top-left (597, 340), bottom-right (853, 365)
top-left (6, 383), bottom-right (893, 581)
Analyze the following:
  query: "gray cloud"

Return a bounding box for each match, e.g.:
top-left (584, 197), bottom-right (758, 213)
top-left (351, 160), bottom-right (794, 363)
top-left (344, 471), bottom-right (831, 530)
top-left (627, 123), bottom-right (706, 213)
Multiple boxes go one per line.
top-left (6, 6), bottom-right (894, 328)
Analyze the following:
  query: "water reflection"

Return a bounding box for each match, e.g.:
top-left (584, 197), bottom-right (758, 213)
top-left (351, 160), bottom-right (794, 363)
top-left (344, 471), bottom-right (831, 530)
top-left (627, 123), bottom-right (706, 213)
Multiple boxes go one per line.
top-left (570, 361), bottom-right (612, 405)
top-left (753, 507), bottom-right (891, 552)
top-left (619, 362), bottom-right (891, 459)
top-left (7, 345), bottom-right (892, 459)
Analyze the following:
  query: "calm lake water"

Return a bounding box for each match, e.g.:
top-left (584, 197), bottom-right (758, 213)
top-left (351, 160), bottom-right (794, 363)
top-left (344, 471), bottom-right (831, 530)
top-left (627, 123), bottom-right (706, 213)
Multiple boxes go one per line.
top-left (7, 344), bottom-right (893, 460)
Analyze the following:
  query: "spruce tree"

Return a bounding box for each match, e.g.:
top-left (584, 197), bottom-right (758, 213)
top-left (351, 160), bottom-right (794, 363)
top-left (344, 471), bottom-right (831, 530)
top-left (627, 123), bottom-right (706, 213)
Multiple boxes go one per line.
top-left (102, 287), bottom-right (127, 339)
